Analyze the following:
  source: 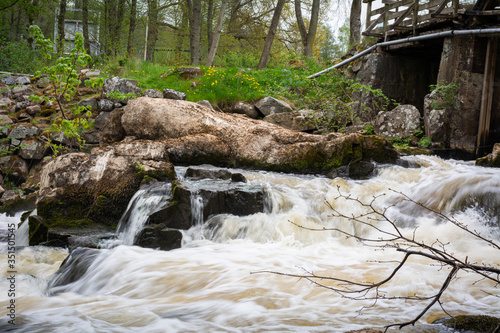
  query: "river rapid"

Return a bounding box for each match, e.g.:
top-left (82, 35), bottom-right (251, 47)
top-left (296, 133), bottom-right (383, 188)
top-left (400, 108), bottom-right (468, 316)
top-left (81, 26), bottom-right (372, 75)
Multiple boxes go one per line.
top-left (0, 155), bottom-right (499, 332)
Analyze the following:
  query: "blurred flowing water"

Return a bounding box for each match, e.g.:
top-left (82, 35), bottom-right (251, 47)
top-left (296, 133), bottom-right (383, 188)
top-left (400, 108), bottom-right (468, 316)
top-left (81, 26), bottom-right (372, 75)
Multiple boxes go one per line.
top-left (0, 155), bottom-right (499, 332)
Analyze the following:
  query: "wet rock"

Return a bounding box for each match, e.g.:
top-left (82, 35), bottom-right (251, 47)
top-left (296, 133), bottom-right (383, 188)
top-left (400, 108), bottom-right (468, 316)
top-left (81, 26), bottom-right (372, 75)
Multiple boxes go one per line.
top-left (147, 180), bottom-right (265, 229)
top-left (476, 143), bottom-right (500, 168)
top-left (375, 104), bottom-right (421, 139)
top-left (143, 89), bottom-right (163, 98)
top-left (102, 77), bottom-right (142, 103)
top-left (185, 167), bottom-right (246, 182)
top-left (100, 109), bottom-right (126, 144)
top-left (255, 96), bottom-right (293, 116)
top-left (441, 315), bottom-right (500, 332)
top-left (8, 124), bottom-right (42, 139)
top-left (134, 224), bottom-right (182, 251)
top-left (348, 160), bottom-right (375, 179)
top-left (99, 99), bottom-right (114, 111)
top-left (37, 143), bottom-right (175, 232)
top-left (19, 139), bottom-right (48, 160)
top-left (196, 100), bottom-right (213, 110)
top-left (179, 67), bottom-right (203, 80)
top-left (162, 88), bottom-right (187, 100)
top-left (231, 101), bottom-right (260, 119)
top-left (47, 247), bottom-right (102, 293)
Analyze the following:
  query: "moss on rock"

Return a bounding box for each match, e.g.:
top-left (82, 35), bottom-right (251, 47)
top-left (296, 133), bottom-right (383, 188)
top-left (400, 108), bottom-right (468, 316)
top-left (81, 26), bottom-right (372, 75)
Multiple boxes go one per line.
top-left (442, 315), bottom-right (500, 332)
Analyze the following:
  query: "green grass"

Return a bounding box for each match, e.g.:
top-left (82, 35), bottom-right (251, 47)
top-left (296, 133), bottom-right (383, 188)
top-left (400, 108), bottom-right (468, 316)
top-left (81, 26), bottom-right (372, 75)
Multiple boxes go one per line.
top-left (101, 58), bottom-right (352, 108)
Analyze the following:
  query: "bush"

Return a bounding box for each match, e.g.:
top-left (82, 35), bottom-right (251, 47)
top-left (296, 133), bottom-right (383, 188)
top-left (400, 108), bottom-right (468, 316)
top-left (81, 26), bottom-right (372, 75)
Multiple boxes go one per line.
top-left (0, 38), bottom-right (46, 74)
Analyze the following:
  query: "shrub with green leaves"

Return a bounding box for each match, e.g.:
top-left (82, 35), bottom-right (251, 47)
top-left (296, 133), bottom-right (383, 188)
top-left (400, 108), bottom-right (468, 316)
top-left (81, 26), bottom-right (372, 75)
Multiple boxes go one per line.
top-left (429, 81), bottom-right (458, 110)
top-left (28, 25), bottom-right (103, 156)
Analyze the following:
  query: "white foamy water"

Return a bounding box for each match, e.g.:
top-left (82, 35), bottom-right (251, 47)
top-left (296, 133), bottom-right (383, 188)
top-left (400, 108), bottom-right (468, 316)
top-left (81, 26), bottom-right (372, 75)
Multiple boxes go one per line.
top-left (0, 155), bottom-right (499, 332)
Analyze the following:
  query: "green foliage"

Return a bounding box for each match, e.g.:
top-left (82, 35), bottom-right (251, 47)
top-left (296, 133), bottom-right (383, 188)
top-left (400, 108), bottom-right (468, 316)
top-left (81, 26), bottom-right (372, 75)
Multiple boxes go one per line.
top-left (429, 81), bottom-right (458, 110)
top-left (217, 51), bottom-right (259, 68)
top-left (362, 124), bottom-right (374, 135)
top-left (418, 136), bottom-right (432, 148)
top-left (0, 37), bottom-right (46, 74)
top-left (28, 25), bottom-right (101, 156)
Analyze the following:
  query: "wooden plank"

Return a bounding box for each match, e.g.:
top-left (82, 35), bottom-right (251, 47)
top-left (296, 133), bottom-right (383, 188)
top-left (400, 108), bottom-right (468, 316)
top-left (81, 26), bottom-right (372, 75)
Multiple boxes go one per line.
top-left (465, 9), bottom-right (500, 15)
top-left (431, 0), bottom-right (450, 16)
top-left (364, 13), bottom-right (385, 33)
top-left (366, 0), bottom-right (373, 30)
top-left (391, 3), bottom-right (415, 27)
top-left (477, 38), bottom-right (498, 155)
top-left (413, 0), bottom-right (419, 35)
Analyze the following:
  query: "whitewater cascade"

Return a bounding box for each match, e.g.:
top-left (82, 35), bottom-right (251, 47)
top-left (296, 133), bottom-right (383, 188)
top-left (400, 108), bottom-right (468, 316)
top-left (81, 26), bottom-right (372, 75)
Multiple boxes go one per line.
top-left (0, 155), bottom-right (499, 332)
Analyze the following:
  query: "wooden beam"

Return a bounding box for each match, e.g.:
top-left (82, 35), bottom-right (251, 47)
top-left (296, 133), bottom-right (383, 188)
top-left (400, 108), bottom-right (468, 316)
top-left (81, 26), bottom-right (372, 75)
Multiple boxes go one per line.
top-left (391, 3), bottom-right (415, 28)
top-left (477, 37), bottom-right (498, 155)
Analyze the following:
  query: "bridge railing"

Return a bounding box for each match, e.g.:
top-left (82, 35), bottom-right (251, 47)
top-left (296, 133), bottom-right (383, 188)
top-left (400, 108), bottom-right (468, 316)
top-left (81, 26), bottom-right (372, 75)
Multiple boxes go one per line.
top-left (363, 0), bottom-right (476, 37)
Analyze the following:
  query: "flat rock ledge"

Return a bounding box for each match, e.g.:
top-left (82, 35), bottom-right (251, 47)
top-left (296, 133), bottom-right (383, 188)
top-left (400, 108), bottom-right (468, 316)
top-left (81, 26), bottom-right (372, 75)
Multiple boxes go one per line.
top-left (120, 97), bottom-right (399, 173)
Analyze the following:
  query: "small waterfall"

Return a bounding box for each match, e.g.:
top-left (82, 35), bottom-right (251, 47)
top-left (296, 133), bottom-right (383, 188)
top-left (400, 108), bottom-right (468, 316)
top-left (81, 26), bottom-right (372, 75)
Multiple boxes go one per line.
top-left (190, 191), bottom-right (204, 225)
top-left (114, 183), bottom-right (172, 246)
top-left (16, 214), bottom-right (30, 247)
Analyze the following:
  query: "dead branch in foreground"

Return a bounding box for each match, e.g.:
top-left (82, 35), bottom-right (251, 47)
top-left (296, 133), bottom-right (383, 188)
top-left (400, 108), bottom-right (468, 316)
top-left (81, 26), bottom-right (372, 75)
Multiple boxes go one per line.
top-left (253, 187), bottom-right (500, 331)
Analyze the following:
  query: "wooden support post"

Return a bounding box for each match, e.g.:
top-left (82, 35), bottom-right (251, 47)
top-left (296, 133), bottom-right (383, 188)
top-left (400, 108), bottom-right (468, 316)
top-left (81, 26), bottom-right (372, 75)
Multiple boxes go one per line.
top-left (383, 3), bottom-right (390, 35)
top-left (366, 0), bottom-right (373, 31)
top-left (477, 37), bottom-right (498, 156)
top-left (412, 0), bottom-right (419, 35)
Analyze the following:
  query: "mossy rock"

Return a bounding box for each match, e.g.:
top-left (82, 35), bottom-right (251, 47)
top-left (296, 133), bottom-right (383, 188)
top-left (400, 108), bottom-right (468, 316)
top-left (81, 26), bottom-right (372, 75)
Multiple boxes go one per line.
top-left (37, 172), bottom-right (143, 230)
top-left (442, 315), bottom-right (500, 332)
top-left (396, 146), bottom-right (433, 156)
top-left (0, 192), bottom-right (37, 216)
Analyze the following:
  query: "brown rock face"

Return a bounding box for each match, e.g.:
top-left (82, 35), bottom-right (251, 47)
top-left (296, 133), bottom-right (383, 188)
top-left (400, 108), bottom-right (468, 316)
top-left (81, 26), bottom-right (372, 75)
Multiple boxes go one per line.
top-left (121, 97), bottom-right (398, 172)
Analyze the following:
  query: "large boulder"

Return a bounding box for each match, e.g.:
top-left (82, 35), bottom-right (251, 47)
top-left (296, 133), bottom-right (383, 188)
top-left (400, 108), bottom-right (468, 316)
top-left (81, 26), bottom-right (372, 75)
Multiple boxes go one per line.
top-left (230, 101), bottom-right (261, 119)
top-left (101, 77), bottom-right (142, 103)
top-left (35, 141), bottom-right (176, 245)
top-left (255, 96), bottom-right (293, 116)
top-left (375, 104), bottom-right (421, 139)
top-left (121, 97), bottom-right (399, 173)
top-left (476, 143), bottom-right (500, 167)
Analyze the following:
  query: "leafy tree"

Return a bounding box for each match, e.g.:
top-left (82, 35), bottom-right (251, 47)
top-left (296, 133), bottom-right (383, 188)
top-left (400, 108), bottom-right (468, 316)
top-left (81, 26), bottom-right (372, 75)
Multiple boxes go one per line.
top-left (28, 25), bottom-right (103, 155)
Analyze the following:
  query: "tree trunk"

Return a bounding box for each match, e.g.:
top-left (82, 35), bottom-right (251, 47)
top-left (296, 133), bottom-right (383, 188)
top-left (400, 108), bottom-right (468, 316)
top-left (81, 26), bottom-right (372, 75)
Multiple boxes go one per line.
top-left (294, 0), bottom-right (320, 59)
top-left (257, 0), bottom-right (286, 70)
top-left (349, 0), bottom-right (361, 47)
top-left (57, 0), bottom-right (67, 55)
top-left (205, 0), bottom-right (228, 66)
top-left (26, 0), bottom-right (39, 47)
top-left (146, 0), bottom-right (158, 62)
top-left (82, 0), bottom-right (90, 54)
top-left (113, 0), bottom-right (126, 55)
top-left (207, 0), bottom-right (214, 52)
top-left (304, 0), bottom-right (320, 58)
top-left (294, 0), bottom-right (307, 47)
top-left (127, 0), bottom-right (137, 57)
top-left (188, 0), bottom-right (202, 65)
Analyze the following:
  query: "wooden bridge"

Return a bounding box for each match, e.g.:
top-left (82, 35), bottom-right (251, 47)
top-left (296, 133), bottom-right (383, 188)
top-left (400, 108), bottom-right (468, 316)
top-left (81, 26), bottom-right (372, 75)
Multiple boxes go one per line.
top-left (363, 0), bottom-right (500, 39)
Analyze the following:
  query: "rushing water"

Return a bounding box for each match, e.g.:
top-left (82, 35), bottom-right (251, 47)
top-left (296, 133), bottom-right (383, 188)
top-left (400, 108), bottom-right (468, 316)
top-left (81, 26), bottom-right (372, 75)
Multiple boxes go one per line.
top-left (0, 155), bottom-right (499, 332)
